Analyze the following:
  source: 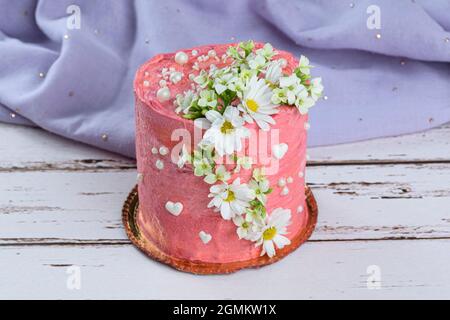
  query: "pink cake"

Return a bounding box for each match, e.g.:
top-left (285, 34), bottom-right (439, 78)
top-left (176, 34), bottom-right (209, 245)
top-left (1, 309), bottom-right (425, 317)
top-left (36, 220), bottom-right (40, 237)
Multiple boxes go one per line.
top-left (133, 41), bottom-right (323, 274)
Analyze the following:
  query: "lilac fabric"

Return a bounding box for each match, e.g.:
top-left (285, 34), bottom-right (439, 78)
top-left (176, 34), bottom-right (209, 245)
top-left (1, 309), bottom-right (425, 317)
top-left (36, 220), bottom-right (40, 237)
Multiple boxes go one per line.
top-left (0, 0), bottom-right (449, 158)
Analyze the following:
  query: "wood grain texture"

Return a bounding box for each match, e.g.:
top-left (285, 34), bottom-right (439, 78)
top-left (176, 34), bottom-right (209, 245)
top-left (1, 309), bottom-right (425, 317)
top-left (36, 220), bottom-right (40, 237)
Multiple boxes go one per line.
top-left (1, 239), bottom-right (449, 299)
top-left (1, 122), bottom-right (449, 299)
top-left (1, 164), bottom-right (449, 244)
top-left (0, 124), bottom-right (135, 170)
top-left (309, 123), bottom-right (450, 165)
top-left (1, 123), bottom-right (449, 170)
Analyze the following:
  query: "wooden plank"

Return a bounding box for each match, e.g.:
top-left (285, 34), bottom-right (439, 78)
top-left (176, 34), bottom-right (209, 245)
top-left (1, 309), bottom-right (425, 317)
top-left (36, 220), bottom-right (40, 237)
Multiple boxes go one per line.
top-left (1, 239), bottom-right (449, 299)
top-left (0, 122), bottom-right (449, 170)
top-left (0, 123), bottom-right (135, 170)
top-left (309, 123), bottom-right (450, 165)
top-left (1, 163), bottom-right (449, 244)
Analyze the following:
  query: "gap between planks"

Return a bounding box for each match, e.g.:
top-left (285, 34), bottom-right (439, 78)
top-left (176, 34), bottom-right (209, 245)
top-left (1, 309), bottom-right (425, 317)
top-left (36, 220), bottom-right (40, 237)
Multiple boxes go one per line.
top-left (1, 159), bottom-right (450, 172)
top-left (2, 235), bottom-right (450, 247)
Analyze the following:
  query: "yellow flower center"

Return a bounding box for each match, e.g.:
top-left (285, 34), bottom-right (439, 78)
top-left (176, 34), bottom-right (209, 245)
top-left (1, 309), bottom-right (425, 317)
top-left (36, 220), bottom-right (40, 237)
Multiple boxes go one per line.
top-left (242, 222), bottom-right (249, 229)
top-left (220, 120), bottom-right (234, 134)
top-left (224, 190), bottom-right (235, 202)
top-left (246, 99), bottom-right (259, 112)
top-left (263, 227), bottom-right (277, 240)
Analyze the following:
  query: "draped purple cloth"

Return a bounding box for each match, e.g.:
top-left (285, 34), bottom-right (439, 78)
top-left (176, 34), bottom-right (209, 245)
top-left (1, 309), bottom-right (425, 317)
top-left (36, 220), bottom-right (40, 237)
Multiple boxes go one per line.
top-left (0, 0), bottom-right (449, 158)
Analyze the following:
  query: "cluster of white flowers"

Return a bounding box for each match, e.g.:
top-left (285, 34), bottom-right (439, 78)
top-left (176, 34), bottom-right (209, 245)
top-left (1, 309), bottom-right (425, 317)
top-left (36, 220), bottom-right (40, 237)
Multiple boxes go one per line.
top-left (180, 147), bottom-right (292, 257)
top-left (206, 167), bottom-right (292, 258)
top-left (174, 41), bottom-right (321, 257)
top-left (175, 41), bottom-right (323, 156)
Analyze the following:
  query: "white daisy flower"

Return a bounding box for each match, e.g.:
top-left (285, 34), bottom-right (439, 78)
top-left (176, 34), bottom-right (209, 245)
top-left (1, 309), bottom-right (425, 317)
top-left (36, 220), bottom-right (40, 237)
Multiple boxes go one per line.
top-left (234, 155), bottom-right (253, 173)
top-left (208, 178), bottom-right (256, 220)
top-left (175, 90), bottom-right (196, 114)
top-left (255, 208), bottom-right (292, 258)
top-left (213, 72), bottom-right (236, 95)
top-left (204, 165), bottom-right (231, 184)
top-left (240, 76), bottom-right (279, 131)
top-left (233, 215), bottom-right (259, 240)
top-left (271, 87), bottom-right (288, 105)
top-left (252, 167), bottom-right (267, 182)
top-left (202, 106), bottom-right (249, 156)
top-left (193, 70), bottom-right (209, 88)
top-left (193, 157), bottom-right (213, 176)
top-left (295, 95), bottom-right (316, 115)
top-left (264, 60), bottom-right (283, 85)
top-left (256, 43), bottom-right (276, 61)
top-left (197, 90), bottom-right (218, 108)
top-left (245, 209), bottom-right (265, 224)
top-left (298, 55), bottom-right (311, 75)
top-left (247, 53), bottom-right (267, 71)
top-left (309, 77), bottom-right (324, 101)
top-left (249, 179), bottom-right (270, 205)
top-left (279, 74), bottom-right (305, 105)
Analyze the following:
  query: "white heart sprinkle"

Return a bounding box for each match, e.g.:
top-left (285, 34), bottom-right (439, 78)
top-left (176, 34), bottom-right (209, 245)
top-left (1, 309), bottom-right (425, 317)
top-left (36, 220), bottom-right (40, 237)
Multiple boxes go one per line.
top-left (272, 143), bottom-right (288, 160)
top-left (165, 201), bottom-right (183, 216)
top-left (199, 231), bottom-right (212, 244)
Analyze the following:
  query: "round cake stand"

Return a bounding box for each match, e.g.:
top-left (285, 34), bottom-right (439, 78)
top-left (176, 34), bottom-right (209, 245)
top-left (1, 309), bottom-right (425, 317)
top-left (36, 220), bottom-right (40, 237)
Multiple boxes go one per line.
top-left (122, 185), bottom-right (318, 275)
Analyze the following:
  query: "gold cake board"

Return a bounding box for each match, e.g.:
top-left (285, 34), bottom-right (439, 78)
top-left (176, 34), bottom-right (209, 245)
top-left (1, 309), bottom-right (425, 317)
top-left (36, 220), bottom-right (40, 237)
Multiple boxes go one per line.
top-left (122, 185), bottom-right (318, 275)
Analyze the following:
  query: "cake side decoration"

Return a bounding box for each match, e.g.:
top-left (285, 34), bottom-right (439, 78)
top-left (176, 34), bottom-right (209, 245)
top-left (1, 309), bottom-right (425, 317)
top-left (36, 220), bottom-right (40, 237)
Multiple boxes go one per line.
top-left (169, 41), bottom-right (323, 258)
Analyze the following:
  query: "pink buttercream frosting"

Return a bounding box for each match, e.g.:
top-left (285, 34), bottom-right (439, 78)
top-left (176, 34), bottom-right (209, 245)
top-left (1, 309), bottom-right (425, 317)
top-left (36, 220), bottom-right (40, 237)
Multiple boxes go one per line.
top-left (134, 43), bottom-right (309, 264)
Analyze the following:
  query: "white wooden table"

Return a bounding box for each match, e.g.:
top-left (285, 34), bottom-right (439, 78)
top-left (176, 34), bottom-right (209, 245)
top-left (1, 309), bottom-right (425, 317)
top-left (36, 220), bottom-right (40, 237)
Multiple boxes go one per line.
top-left (1, 122), bottom-right (449, 300)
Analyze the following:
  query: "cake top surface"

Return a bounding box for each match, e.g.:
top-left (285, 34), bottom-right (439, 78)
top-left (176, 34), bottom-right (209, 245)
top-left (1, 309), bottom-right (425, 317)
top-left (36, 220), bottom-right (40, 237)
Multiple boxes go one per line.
top-left (134, 42), bottom-right (323, 127)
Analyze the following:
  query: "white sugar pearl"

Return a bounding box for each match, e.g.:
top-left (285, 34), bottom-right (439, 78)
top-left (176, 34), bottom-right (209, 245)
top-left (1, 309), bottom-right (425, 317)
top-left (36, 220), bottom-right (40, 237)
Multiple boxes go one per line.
top-left (208, 50), bottom-right (216, 57)
top-left (278, 178), bottom-right (286, 187)
top-left (279, 59), bottom-right (287, 67)
top-left (169, 72), bottom-right (182, 84)
top-left (304, 122), bottom-right (310, 130)
top-left (287, 176), bottom-right (293, 184)
top-left (159, 80), bottom-right (167, 87)
top-left (159, 146), bottom-right (169, 156)
top-left (298, 171), bottom-right (304, 178)
top-left (156, 159), bottom-right (164, 170)
top-left (151, 147), bottom-right (158, 154)
top-left (191, 50), bottom-right (198, 56)
top-left (156, 87), bottom-right (171, 102)
top-left (297, 205), bottom-right (304, 213)
top-left (281, 186), bottom-right (289, 196)
top-left (175, 51), bottom-right (188, 65)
